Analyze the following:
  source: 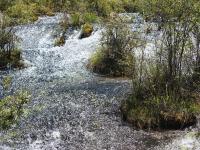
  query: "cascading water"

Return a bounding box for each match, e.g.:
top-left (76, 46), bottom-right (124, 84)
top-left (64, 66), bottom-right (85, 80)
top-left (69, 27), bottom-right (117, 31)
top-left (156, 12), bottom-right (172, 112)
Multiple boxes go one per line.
top-left (0, 14), bottom-right (199, 150)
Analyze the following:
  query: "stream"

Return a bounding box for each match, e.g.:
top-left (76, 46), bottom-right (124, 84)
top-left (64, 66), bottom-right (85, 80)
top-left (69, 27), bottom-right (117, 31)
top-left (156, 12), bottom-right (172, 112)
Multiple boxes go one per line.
top-left (0, 14), bottom-right (199, 150)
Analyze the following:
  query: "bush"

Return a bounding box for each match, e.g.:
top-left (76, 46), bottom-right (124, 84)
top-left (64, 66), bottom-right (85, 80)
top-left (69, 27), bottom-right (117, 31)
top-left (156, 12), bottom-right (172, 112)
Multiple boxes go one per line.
top-left (87, 16), bottom-right (138, 77)
top-left (87, 0), bottom-right (124, 17)
top-left (121, 0), bottom-right (200, 130)
top-left (0, 91), bottom-right (30, 129)
top-left (0, 14), bottom-right (23, 69)
top-left (0, 49), bottom-right (23, 69)
top-left (82, 12), bottom-right (98, 24)
top-left (122, 0), bottom-right (138, 12)
top-left (6, 2), bottom-right (38, 24)
top-left (0, 76), bottom-right (30, 129)
top-left (88, 48), bottom-right (134, 76)
top-left (121, 93), bottom-right (199, 129)
top-left (70, 13), bottom-right (82, 28)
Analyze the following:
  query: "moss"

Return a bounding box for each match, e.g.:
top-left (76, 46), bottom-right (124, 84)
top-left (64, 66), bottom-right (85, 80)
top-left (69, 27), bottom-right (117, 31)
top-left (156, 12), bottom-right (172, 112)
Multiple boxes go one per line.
top-left (79, 23), bottom-right (93, 39)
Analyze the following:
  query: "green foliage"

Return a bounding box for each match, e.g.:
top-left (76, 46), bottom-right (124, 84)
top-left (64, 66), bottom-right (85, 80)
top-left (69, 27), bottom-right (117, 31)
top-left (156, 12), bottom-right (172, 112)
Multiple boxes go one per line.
top-left (0, 91), bottom-right (30, 129)
top-left (0, 48), bottom-right (23, 69)
top-left (6, 1), bottom-right (38, 24)
top-left (2, 76), bottom-right (12, 90)
top-left (82, 12), bottom-right (98, 24)
top-left (89, 48), bottom-right (106, 67)
top-left (70, 12), bottom-right (98, 28)
top-left (122, 94), bottom-right (199, 129)
top-left (70, 13), bottom-right (82, 28)
top-left (0, 14), bottom-right (23, 69)
top-left (0, 0), bottom-right (13, 11)
top-left (122, 0), bottom-right (138, 12)
top-left (88, 15), bottom-right (138, 77)
top-left (121, 0), bottom-right (200, 130)
top-left (0, 0), bottom-right (140, 25)
top-left (0, 76), bottom-right (30, 129)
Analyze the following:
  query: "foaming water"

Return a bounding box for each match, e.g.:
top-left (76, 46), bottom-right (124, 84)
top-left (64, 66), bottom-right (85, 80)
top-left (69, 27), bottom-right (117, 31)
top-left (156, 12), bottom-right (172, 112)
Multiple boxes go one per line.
top-left (0, 14), bottom-right (199, 150)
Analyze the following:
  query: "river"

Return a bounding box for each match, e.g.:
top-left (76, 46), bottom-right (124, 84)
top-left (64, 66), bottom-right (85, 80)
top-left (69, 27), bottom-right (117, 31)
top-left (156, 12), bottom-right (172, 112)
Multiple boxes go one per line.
top-left (0, 14), bottom-right (199, 150)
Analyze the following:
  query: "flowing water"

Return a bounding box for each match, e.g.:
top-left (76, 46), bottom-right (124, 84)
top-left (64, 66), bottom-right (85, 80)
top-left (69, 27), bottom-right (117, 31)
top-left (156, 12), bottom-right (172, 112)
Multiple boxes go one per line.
top-left (0, 14), bottom-right (199, 150)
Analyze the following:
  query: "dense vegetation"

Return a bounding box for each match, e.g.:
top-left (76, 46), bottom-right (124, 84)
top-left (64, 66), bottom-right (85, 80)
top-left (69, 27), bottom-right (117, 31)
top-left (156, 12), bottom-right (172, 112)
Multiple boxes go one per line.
top-left (87, 16), bottom-right (138, 77)
top-left (0, 76), bottom-right (30, 129)
top-left (0, 14), bottom-right (23, 70)
top-left (87, 0), bottom-right (200, 129)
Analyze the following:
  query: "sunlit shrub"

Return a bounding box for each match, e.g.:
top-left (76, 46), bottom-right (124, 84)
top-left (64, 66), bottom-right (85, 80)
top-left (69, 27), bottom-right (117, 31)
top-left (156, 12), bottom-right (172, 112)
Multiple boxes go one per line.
top-left (0, 91), bottom-right (30, 129)
top-left (83, 12), bottom-right (98, 24)
top-left (70, 13), bottom-right (82, 28)
top-left (87, 16), bottom-right (138, 76)
top-left (6, 2), bottom-right (38, 24)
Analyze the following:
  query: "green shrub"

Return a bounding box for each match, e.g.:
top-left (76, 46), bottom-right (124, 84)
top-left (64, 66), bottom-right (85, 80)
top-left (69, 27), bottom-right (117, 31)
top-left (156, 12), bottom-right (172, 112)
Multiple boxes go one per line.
top-left (0, 49), bottom-right (23, 69)
top-left (6, 2), bottom-right (38, 24)
top-left (0, 91), bottom-right (30, 129)
top-left (70, 13), bottom-right (82, 28)
top-left (0, 76), bottom-right (30, 129)
top-left (122, 94), bottom-right (199, 129)
top-left (83, 12), bottom-right (98, 24)
top-left (87, 16), bottom-right (138, 77)
top-left (88, 48), bottom-right (134, 76)
top-left (0, 15), bottom-right (23, 69)
top-left (122, 0), bottom-right (138, 12)
top-left (89, 48), bottom-right (106, 67)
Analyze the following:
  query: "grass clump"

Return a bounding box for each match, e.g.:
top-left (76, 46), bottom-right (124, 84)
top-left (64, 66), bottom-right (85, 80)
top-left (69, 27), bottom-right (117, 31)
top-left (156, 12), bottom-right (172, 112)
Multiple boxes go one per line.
top-left (0, 49), bottom-right (23, 69)
top-left (83, 12), bottom-right (98, 24)
top-left (0, 15), bottom-right (23, 69)
top-left (0, 77), bottom-right (30, 129)
top-left (87, 15), bottom-right (138, 77)
top-left (0, 91), bottom-right (30, 129)
top-left (70, 13), bottom-right (82, 28)
top-left (121, 94), bottom-right (199, 129)
top-left (69, 12), bottom-right (98, 28)
top-left (6, 2), bottom-right (38, 24)
top-left (88, 48), bottom-right (134, 76)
